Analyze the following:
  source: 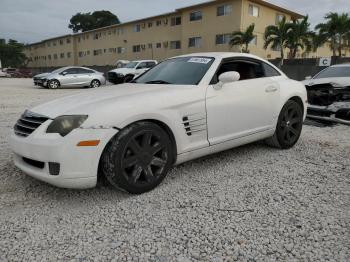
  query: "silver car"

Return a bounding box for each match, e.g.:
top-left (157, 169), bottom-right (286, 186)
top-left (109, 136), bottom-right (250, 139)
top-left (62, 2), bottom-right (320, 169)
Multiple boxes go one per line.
top-left (33, 66), bottom-right (106, 89)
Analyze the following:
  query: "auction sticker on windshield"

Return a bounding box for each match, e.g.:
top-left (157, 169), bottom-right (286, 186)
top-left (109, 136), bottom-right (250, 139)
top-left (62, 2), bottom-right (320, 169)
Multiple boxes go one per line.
top-left (187, 57), bottom-right (212, 64)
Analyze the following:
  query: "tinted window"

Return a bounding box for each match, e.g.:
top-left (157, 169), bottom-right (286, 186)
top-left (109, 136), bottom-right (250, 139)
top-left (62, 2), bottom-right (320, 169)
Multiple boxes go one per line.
top-left (78, 68), bottom-right (94, 74)
top-left (314, 67), bottom-right (350, 79)
top-left (263, 63), bottom-right (281, 77)
top-left (63, 68), bottom-right (78, 74)
top-left (212, 60), bottom-right (265, 83)
top-left (135, 57), bottom-right (214, 85)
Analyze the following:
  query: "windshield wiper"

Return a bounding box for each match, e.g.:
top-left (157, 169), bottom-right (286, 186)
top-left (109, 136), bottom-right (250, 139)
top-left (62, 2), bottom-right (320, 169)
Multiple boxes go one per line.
top-left (145, 80), bottom-right (171, 84)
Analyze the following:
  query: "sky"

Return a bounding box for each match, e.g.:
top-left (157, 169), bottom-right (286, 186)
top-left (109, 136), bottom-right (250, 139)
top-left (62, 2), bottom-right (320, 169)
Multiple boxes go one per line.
top-left (1, 0), bottom-right (349, 44)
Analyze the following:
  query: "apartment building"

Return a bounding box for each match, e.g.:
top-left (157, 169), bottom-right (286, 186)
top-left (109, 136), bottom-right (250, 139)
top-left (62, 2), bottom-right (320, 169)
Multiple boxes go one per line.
top-left (25, 0), bottom-right (331, 68)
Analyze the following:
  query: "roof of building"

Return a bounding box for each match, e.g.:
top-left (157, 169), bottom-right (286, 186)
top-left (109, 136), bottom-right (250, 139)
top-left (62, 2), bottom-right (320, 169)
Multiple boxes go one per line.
top-left (26, 0), bottom-right (304, 47)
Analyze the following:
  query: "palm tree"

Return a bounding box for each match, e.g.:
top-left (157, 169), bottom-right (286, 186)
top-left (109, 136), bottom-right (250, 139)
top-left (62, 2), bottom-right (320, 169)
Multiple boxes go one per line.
top-left (229, 24), bottom-right (255, 53)
top-left (285, 16), bottom-right (313, 58)
top-left (264, 17), bottom-right (292, 64)
top-left (315, 12), bottom-right (350, 57)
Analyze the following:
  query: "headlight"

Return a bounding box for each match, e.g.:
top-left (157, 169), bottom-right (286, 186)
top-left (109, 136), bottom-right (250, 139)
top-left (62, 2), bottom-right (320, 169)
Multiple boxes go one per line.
top-left (46, 115), bottom-right (88, 137)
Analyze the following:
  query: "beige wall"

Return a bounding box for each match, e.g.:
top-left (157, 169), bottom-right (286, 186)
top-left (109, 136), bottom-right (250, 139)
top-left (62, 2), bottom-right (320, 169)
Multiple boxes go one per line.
top-left (24, 0), bottom-right (336, 68)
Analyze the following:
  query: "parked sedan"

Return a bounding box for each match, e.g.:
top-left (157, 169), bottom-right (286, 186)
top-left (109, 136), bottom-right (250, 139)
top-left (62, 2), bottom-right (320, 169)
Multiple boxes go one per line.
top-left (11, 53), bottom-right (307, 194)
top-left (33, 67), bottom-right (106, 89)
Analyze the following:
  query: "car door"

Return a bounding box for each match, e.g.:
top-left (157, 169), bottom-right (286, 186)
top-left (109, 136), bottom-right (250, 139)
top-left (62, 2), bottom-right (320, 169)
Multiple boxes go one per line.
top-left (76, 68), bottom-right (94, 86)
top-left (206, 58), bottom-right (280, 145)
top-left (59, 68), bottom-right (80, 87)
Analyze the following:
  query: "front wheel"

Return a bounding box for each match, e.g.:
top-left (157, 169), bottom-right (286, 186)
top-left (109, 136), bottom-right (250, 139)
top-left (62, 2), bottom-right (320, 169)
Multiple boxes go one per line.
top-left (101, 122), bottom-right (174, 194)
top-left (48, 80), bottom-right (60, 89)
top-left (266, 100), bottom-right (303, 149)
top-left (90, 79), bottom-right (101, 88)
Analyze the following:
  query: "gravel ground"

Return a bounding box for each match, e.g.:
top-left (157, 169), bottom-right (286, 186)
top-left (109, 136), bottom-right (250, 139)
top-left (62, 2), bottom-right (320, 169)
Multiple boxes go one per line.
top-left (0, 78), bottom-right (349, 261)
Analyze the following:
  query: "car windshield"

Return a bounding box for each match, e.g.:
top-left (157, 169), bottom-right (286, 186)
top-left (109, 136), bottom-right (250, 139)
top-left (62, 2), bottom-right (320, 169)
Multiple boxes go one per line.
top-left (134, 56), bottom-right (214, 85)
top-left (125, 62), bottom-right (138, 68)
top-left (314, 66), bottom-right (350, 79)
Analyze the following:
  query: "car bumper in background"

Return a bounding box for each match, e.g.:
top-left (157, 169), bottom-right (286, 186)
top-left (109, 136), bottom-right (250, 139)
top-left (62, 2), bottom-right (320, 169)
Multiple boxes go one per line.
top-left (307, 104), bottom-right (350, 125)
top-left (10, 121), bottom-right (118, 189)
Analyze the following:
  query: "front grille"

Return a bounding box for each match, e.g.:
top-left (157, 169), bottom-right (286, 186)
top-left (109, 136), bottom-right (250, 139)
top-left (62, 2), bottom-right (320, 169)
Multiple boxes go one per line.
top-left (23, 157), bottom-right (45, 169)
top-left (14, 110), bottom-right (49, 137)
top-left (108, 72), bottom-right (124, 84)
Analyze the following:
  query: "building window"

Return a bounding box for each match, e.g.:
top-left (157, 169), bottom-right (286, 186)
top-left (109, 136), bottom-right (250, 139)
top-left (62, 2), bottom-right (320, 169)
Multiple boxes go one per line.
top-left (93, 33), bottom-right (101, 40)
top-left (60, 53), bottom-right (64, 58)
top-left (48, 55), bottom-right (51, 60)
top-left (66, 38), bottom-right (71, 44)
top-left (217, 4), bottom-right (232, 16)
top-left (216, 34), bottom-right (231, 45)
top-left (190, 11), bottom-right (202, 21)
top-left (133, 24), bottom-right (141, 32)
top-left (276, 14), bottom-right (285, 24)
top-left (249, 5), bottom-right (259, 17)
top-left (250, 35), bottom-right (257, 45)
top-left (53, 42), bottom-right (57, 46)
top-left (53, 54), bottom-right (58, 59)
top-left (67, 52), bottom-right (71, 58)
top-left (148, 43), bottom-right (153, 49)
top-left (109, 48), bottom-right (116, 53)
top-left (59, 40), bottom-right (63, 45)
top-left (47, 42), bottom-right (51, 47)
top-left (93, 49), bottom-right (102, 56)
top-left (79, 51), bottom-right (84, 57)
top-left (117, 28), bottom-right (124, 35)
top-left (148, 22), bottom-right (153, 28)
top-left (133, 45), bottom-right (141, 53)
top-left (189, 37), bottom-right (202, 48)
top-left (156, 43), bottom-right (162, 48)
top-left (171, 16), bottom-right (182, 26)
top-left (156, 20), bottom-right (162, 26)
top-left (272, 44), bottom-right (281, 51)
top-left (170, 41), bottom-right (181, 49)
top-left (117, 47), bottom-right (126, 54)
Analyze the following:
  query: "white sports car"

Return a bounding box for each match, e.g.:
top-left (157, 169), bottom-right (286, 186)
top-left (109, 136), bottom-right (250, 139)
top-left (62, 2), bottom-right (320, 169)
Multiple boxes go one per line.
top-left (10, 53), bottom-right (307, 194)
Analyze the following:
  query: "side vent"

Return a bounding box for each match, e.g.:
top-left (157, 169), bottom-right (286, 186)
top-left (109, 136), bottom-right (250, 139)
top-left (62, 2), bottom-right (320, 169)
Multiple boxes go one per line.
top-left (182, 114), bottom-right (206, 136)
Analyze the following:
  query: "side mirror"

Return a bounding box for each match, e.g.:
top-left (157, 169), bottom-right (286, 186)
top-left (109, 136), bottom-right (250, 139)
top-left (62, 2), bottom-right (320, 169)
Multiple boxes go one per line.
top-left (214, 71), bottom-right (240, 90)
top-left (305, 76), bottom-right (312, 80)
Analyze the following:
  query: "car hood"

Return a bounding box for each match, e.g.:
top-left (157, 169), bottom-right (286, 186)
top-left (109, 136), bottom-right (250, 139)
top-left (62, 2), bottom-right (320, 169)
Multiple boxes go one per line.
top-left (30, 83), bottom-right (200, 120)
top-left (302, 77), bottom-right (350, 87)
top-left (109, 68), bottom-right (134, 74)
top-left (34, 72), bottom-right (51, 79)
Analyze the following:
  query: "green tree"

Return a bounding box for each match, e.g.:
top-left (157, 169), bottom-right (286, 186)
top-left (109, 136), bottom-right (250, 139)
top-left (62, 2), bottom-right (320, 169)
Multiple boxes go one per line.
top-left (229, 23), bottom-right (255, 53)
top-left (285, 16), bottom-right (313, 58)
top-left (68, 10), bottom-right (120, 33)
top-left (315, 12), bottom-right (350, 57)
top-left (264, 17), bottom-right (292, 64)
top-left (0, 39), bottom-right (27, 68)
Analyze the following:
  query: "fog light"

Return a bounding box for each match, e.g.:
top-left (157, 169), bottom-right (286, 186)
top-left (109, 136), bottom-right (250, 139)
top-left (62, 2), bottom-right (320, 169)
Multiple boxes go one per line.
top-left (49, 162), bottom-right (60, 176)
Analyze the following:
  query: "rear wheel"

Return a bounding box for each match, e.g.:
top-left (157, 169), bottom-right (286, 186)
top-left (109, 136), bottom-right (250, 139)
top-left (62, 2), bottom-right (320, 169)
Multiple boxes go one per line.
top-left (266, 100), bottom-right (303, 149)
top-left (101, 121), bottom-right (174, 194)
top-left (48, 80), bottom-right (60, 89)
top-left (90, 79), bottom-right (101, 88)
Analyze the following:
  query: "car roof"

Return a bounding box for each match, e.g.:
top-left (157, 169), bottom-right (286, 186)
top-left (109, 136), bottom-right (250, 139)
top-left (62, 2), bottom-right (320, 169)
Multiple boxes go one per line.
top-left (131, 60), bottom-right (157, 63)
top-left (175, 52), bottom-right (267, 60)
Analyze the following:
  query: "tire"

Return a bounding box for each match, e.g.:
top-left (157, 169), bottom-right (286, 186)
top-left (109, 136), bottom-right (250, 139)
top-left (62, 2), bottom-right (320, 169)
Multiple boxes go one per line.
top-left (48, 80), bottom-right (60, 89)
top-left (101, 121), bottom-right (174, 194)
top-left (266, 100), bottom-right (303, 149)
top-left (90, 79), bottom-right (101, 88)
top-left (124, 75), bottom-right (134, 83)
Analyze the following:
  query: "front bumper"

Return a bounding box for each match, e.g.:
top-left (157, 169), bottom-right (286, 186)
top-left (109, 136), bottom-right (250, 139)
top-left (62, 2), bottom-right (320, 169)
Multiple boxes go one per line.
top-left (307, 104), bottom-right (350, 125)
top-left (10, 120), bottom-right (118, 189)
top-left (33, 78), bottom-right (48, 87)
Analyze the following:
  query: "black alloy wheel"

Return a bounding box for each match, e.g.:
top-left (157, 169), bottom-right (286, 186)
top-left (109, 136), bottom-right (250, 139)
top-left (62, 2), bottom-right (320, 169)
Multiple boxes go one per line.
top-left (101, 122), bottom-right (173, 194)
top-left (266, 100), bottom-right (303, 149)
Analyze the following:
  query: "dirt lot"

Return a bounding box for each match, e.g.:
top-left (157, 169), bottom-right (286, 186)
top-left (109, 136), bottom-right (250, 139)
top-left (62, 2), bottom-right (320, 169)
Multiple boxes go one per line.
top-left (0, 78), bottom-right (349, 261)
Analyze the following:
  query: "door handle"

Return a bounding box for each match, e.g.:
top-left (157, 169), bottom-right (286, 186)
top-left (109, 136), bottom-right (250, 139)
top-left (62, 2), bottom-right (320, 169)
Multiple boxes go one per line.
top-left (265, 86), bottom-right (278, 93)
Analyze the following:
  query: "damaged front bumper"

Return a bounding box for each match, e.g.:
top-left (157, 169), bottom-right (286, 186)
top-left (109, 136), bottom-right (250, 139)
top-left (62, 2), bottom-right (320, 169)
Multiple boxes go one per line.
top-left (307, 103), bottom-right (350, 125)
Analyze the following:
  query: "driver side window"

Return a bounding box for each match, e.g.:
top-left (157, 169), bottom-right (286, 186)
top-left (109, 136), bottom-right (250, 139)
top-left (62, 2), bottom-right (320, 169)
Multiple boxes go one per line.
top-left (63, 68), bottom-right (78, 75)
top-left (211, 59), bottom-right (265, 84)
